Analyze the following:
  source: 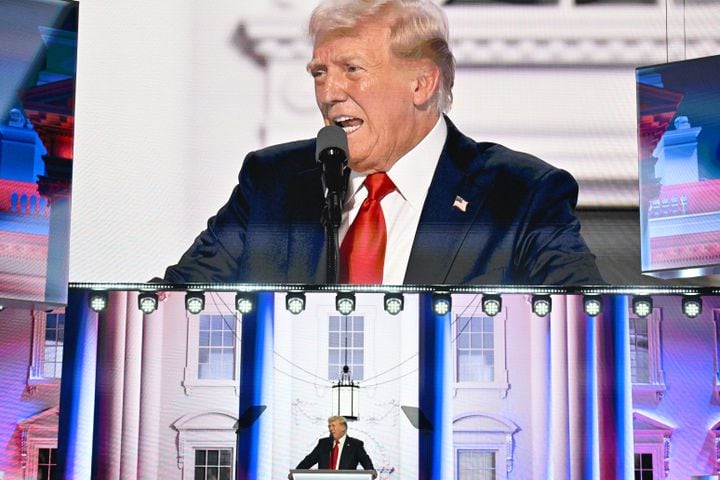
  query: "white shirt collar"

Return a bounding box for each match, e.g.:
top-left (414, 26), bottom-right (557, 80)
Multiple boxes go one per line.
top-left (346, 116), bottom-right (447, 206)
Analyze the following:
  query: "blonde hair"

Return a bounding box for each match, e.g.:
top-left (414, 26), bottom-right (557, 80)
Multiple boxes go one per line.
top-left (328, 415), bottom-right (348, 428)
top-left (309, 0), bottom-right (455, 113)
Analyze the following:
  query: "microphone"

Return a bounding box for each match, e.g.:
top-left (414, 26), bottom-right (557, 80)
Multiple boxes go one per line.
top-left (316, 125), bottom-right (348, 196)
top-left (316, 125), bottom-right (348, 283)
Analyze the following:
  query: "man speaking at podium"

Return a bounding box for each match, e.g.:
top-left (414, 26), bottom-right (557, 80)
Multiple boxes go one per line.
top-left (163, 0), bottom-right (603, 286)
top-left (293, 416), bottom-right (375, 477)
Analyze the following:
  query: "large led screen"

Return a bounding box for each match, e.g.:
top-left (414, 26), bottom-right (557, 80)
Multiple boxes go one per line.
top-left (69, 1), bottom-right (720, 285)
top-left (18, 289), bottom-right (720, 479)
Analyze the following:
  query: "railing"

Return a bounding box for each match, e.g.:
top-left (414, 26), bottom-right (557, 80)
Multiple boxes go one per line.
top-left (0, 179), bottom-right (50, 217)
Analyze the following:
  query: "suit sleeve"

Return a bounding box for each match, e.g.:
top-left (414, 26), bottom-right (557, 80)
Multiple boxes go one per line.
top-left (514, 168), bottom-right (604, 285)
top-left (296, 440), bottom-right (324, 469)
top-left (355, 440), bottom-right (374, 471)
top-left (162, 152), bottom-right (257, 283)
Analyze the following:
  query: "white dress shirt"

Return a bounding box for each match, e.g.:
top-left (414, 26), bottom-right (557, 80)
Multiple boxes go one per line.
top-left (339, 117), bottom-right (448, 284)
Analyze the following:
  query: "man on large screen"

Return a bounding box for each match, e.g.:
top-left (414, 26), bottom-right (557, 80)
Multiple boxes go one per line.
top-left (163, 0), bottom-right (603, 285)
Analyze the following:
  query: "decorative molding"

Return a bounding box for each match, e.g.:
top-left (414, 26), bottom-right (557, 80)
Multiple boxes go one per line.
top-left (633, 411), bottom-right (674, 478)
top-left (239, 6), bottom-right (720, 66)
top-left (17, 408), bottom-right (60, 478)
top-left (362, 399), bottom-right (401, 426)
top-left (453, 413), bottom-right (519, 479)
top-left (709, 420), bottom-right (720, 474)
top-left (291, 398), bottom-right (327, 425)
top-left (171, 410), bottom-right (238, 477)
top-left (631, 308), bottom-right (666, 404)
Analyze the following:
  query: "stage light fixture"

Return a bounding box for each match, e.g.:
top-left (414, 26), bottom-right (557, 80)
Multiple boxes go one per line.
top-left (138, 292), bottom-right (158, 314)
top-left (235, 292), bottom-right (255, 314)
top-left (531, 295), bottom-right (552, 317)
top-left (336, 292), bottom-right (356, 315)
top-left (384, 293), bottom-right (404, 315)
top-left (632, 296), bottom-right (653, 318)
top-left (285, 292), bottom-right (306, 315)
top-left (682, 295), bottom-right (702, 318)
top-left (583, 295), bottom-right (602, 317)
top-left (89, 291), bottom-right (108, 312)
top-left (185, 292), bottom-right (205, 315)
top-left (432, 292), bottom-right (451, 316)
top-left (482, 294), bottom-right (502, 317)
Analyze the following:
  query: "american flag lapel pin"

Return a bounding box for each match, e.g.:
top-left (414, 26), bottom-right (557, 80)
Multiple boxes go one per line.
top-left (452, 195), bottom-right (468, 212)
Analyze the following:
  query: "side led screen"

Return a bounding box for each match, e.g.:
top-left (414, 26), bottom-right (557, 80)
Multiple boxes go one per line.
top-left (0, 0), bottom-right (78, 304)
top-left (637, 54), bottom-right (720, 278)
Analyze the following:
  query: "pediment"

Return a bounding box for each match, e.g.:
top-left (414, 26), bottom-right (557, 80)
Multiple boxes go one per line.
top-left (453, 413), bottom-right (519, 434)
top-left (18, 407), bottom-right (59, 431)
top-left (633, 411), bottom-right (673, 436)
top-left (172, 410), bottom-right (238, 431)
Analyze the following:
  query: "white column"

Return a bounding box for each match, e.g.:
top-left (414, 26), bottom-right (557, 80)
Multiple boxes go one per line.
top-left (272, 294), bottom-right (293, 480)
top-left (120, 292), bottom-right (142, 480)
top-left (399, 294), bottom-right (420, 479)
top-left (137, 292), bottom-right (165, 479)
top-left (549, 296), bottom-right (569, 480)
top-left (440, 308), bottom-right (454, 480)
top-left (94, 291), bottom-right (128, 480)
top-left (566, 294), bottom-right (598, 479)
top-left (530, 295), bottom-right (551, 479)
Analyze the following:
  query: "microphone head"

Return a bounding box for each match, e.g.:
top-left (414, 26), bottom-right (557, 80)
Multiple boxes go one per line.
top-left (316, 125), bottom-right (348, 163)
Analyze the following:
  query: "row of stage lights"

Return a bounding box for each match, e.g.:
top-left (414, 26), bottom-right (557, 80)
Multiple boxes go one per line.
top-left (85, 291), bottom-right (704, 319)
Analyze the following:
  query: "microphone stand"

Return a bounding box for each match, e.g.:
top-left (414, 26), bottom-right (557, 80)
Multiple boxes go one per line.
top-left (321, 147), bottom-right (346, 284)
top-left (324, 192), bottom-right (342, 284)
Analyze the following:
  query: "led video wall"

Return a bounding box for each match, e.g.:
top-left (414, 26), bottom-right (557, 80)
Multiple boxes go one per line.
top-left (637, 54), bottom-right (720, 279)
top-left (0, 0), bottom-right (77, 305)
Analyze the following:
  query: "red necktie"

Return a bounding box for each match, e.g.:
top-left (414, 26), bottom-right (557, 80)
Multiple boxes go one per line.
top-left (331, 439), bottom-right (339, 470)
top-left (339, 173), bottom-right (395, 284)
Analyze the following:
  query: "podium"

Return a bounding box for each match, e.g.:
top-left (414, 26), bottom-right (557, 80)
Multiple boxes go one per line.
top-left (289, 469), bottom-right (376, 480)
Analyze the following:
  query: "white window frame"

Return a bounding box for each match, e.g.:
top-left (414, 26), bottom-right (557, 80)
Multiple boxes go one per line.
top-left (453, 413), bottom-right (519, 480)
top-left (172, 410), bottom-right (238, 480)
top-left (182, 294), bottom-right (241, 396)
top-left (318, 301), bottom-right (378, 387)
top-left (191, 446), bottom-right (235, 480)
top-left (633, 446), bottom-right (664, 480)
top-left (33, 446), bottom-right (58, 480)
top-left (633, 411), bottom-right (673, 479)
top-left (328, 314), bottom-right (366, 381)
top-left (712, 309), bottom-right (720, 397)
top-left (709, 420), bottom-right (720, 474)
top-left (17, 407), bottom-right (59, 480)
top-left (27, 310), bottom-right (64, 393)
top-left (452, 306), bottom-right (509, 398)
top-left (629, 307), bottom-right (665, 402)
top-left (456, 448), bottom-right (498, 480)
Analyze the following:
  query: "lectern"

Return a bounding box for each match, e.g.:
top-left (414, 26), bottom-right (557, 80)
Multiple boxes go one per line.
top-left (289, 469), bottom-right (376, 480)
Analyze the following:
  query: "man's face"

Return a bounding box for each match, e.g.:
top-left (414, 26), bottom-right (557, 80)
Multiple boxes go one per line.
top-left (309, 22), bottom-right (428, 174)
top-left (328, 419), bottom-right (347, 440)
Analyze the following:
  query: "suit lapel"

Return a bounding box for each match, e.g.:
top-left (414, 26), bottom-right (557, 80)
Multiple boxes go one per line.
top-left (286, 163), bottom-right (327, 283)
top-left (404, 118), bottom-right (498, 284)
top-left (338, 437), bottom-right (353, 469)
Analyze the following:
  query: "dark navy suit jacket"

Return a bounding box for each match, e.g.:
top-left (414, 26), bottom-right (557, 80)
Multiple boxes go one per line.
top-left (296, 436), bottom-right (374, 471)
top-left (164, 117), bottom-right (603, 285)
